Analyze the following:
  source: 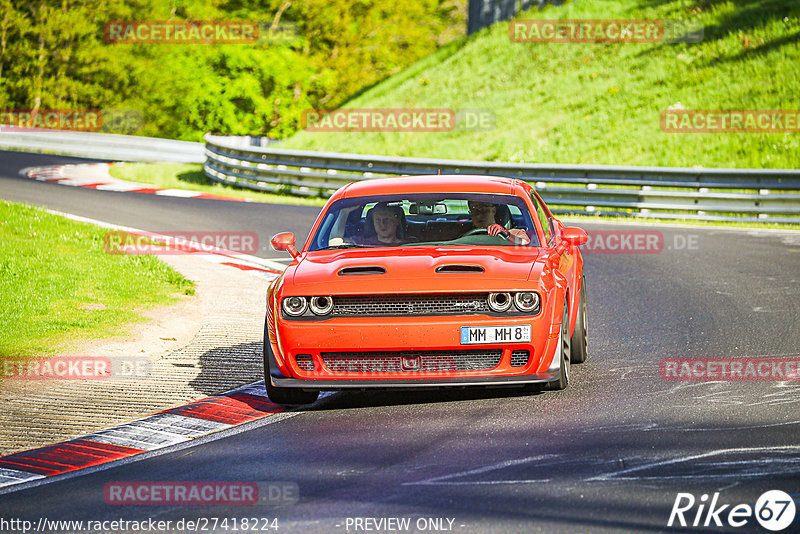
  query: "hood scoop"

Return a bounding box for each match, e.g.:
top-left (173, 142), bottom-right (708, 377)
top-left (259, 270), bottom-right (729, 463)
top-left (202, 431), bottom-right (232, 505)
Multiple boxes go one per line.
top-left (435, 264), bottom-right (485, 274)
top-left (338, 265), bottom-right (387, 276)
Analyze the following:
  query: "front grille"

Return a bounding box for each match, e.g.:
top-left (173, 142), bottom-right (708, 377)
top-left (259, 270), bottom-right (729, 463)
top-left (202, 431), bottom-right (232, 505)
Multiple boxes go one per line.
top-left (320, 349), bottom-right (502, 373)
top-left (510, 350), bottom-right (530, 367)
top-left (332, 293), bottom-right (490, 317)
top-left (294, 354), bottom-right (315, 371)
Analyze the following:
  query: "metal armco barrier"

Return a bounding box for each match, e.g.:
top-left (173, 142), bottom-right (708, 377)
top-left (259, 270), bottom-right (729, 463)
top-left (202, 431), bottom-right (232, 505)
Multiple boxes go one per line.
top-left (0, 127), bottom-right (204, 163)
top-left (468, 0), bottom-right (563, 35)
top-left (204, 134), bottom-right (800, 224)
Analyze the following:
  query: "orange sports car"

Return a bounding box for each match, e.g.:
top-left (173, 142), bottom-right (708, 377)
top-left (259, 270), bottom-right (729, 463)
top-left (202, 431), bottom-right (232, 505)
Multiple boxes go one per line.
top-left (264, 175), bottom-right (589, 404)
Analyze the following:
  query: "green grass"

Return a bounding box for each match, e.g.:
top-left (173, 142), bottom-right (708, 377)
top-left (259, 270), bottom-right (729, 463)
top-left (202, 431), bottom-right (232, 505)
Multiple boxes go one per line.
top-left (281, 0), bottom-right (800, 169)
top-left (109, 163), bottom-right (327, 206)
top-left (0, 201), bottom-right (195, 358)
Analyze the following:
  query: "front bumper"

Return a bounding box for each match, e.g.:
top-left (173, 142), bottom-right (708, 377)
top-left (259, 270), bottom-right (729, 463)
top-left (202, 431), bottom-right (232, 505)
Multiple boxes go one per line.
top-left (267, 313), bottom-right (562, 388)
top-left (270, 371), bottom-right (560, 390)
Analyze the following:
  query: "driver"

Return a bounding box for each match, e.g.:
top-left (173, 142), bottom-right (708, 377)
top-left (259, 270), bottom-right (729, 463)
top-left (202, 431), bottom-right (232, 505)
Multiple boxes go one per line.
top-left (467, 201), bottom-right (530, 245)
top-left (364, 202), bottom-right (405, 245)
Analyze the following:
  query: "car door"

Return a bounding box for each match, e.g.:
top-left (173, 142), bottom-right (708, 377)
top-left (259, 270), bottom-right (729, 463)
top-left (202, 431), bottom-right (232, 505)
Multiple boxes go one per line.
top-left (530, 190), bottom-right (581, 327)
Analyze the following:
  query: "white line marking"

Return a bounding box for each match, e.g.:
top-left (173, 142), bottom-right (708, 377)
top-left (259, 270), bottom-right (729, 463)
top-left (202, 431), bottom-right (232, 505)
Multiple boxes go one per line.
top-left (0, 381), bottom-right (309, 495)
top-left (93, 183), bottom-right (148, 191)
top-left (403, 455), bottom-right (558, 486)
top-left (154, 189), bottom-right (203, 198)
top-left (83, 425), bottom-right (191, 451)
top-left (82, 414), bottom-right (232, 451)
top-left (408, 479), bottom-right (554, 485)
top-left (404, 446), bottom-right (800, 487)
top-left (587, 445), bottom-right (800, 481)
top-left (42, 209), bottom-right (286, 279)
top-left (134, 413), bottom-right (232, 435)
top-left (53, 178), bottom-right (102, 186)
top-left (237, 382), bottom-right (269, 397)
top-left (681, 420), bottom-right (800, 432)
top-left (0, 468), bottom-right (45, 488)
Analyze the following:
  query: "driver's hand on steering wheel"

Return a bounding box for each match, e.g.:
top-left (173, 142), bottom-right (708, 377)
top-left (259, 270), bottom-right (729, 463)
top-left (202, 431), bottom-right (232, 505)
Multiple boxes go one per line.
top-left (487, 224), bottom-right (509, 238)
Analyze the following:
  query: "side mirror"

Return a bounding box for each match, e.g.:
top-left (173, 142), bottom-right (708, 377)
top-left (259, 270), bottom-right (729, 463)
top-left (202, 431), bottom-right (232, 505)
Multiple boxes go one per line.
top-left (271, 232), bottom-right (299, 258)
top-left (562, 226), bottom-right (589, 247)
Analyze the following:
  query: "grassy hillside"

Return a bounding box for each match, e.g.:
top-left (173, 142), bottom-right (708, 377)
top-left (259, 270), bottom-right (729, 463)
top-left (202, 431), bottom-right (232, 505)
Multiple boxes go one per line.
top-left (283, 0), bottom-right (800, 168)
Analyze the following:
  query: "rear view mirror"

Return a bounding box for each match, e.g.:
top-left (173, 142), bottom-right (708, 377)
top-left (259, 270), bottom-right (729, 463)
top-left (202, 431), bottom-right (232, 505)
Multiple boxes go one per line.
top-left (409, 202), bottom-right (446, 215)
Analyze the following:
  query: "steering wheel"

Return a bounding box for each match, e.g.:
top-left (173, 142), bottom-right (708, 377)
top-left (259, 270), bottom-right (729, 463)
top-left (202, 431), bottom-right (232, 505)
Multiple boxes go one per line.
top-left (463, 227), bottom-right (510, 239)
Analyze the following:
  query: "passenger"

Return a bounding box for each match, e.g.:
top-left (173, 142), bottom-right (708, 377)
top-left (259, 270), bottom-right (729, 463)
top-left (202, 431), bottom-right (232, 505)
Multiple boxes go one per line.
top-left (364, 202), bottom-right (406, 245)
top-left (467, 200), bottom-right (530, 245)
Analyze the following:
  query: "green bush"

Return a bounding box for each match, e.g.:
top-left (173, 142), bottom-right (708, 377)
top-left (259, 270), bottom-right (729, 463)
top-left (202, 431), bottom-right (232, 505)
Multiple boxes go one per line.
top-left (0, 0), bottom-right (464, 141)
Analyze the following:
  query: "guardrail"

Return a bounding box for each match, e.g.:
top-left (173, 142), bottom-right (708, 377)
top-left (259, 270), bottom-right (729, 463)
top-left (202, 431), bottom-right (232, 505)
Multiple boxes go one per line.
top-left (468, 0), bottom-right (538, 35)
top-left (0, 127), bottom-right (204, 163)
top-left (204, 134), bottom-right (800, 224)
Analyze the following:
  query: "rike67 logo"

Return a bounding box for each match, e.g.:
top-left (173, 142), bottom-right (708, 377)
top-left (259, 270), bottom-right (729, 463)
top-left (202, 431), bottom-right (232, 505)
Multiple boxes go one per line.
top-left (668, 490), bottom-right (796, 531)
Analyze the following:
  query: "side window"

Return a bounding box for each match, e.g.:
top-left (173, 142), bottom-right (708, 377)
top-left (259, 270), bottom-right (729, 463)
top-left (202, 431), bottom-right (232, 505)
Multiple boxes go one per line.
top-left (530, 192), bottom-right (553, 246)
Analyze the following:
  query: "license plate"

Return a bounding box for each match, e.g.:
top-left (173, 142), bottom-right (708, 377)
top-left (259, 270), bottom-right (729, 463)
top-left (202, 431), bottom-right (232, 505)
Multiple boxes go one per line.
top-left (460, 325), bottom-right (531, 344)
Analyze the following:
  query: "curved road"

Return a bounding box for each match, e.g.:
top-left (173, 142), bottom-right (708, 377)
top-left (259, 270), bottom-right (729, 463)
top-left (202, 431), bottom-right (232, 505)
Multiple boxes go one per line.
top-left (1, 151), bottom-right (799, 533)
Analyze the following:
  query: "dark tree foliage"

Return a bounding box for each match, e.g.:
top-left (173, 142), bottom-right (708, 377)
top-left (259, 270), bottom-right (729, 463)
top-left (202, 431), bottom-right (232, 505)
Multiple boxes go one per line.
top-left (0, 0), bottom-right (464, 140)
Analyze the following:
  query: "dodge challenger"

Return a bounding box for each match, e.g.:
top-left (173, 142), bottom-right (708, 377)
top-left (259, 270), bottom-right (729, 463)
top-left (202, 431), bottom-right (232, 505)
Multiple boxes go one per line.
top-left (264, 175), bottom-right (589, 404)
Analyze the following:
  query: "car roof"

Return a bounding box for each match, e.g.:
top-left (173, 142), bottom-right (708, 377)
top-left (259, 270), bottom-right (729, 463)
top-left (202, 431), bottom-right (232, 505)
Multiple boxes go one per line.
top-left (336, 175), bottom-right (521, 199)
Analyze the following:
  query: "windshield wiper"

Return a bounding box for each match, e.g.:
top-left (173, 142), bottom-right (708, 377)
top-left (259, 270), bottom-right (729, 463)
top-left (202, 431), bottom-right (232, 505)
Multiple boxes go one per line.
top-left (318, 244), bottom-right (380, 250)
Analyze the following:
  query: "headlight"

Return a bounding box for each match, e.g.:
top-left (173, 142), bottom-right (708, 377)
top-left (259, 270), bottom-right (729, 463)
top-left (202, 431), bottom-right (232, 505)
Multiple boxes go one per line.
top-left (309, 296), bottom-right (334, 315)
top-left (514, 292), bottom-right (540, 312)
top-left (487, 292), bottom-right (513, 312)
top-left (282, 296), bottom-right (308, 316)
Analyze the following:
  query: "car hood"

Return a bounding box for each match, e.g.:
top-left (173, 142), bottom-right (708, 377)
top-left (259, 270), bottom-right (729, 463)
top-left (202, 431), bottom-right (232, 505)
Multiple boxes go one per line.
top-left (287, 246), bottom-right (540, 294)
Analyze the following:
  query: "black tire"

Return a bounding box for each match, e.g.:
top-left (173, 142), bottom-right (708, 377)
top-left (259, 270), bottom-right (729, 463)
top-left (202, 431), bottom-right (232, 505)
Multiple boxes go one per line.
top-left (545, 301), bottom-right (571, 391)
top-left (570, 277), bottom-right (588, 364)
top-left (263, 329), bottom-right (319, 405)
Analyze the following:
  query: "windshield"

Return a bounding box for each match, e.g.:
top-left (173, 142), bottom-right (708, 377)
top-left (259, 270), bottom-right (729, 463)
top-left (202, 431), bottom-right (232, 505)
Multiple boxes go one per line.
top-left (308, 193), bottom-right (540, 251)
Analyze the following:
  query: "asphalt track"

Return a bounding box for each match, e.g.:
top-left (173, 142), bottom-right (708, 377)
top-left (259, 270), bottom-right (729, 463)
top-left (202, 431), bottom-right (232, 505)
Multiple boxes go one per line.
top-left (1, 150), bottom-right (799, 533)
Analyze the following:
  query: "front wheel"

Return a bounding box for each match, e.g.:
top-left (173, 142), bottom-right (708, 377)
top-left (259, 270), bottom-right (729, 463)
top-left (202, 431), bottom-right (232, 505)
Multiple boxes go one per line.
top-left (545, 301), bottom-right (571, 391)
top-left (570, 277), bottom-right (588, 364)
top-left (263, 334), bottom-right (319, 405)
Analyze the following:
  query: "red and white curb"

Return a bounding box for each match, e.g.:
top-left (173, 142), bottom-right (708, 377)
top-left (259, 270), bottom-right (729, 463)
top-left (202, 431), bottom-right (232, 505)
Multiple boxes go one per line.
top-left (0, 211), bottom-right (297, 492)
top-left (0, 382), bottom-right (284, 491)
top-left (24, 164), bottom-right (290, 280)
top-left (48, 209), bottom-right (288, 282)
top-left (0, 172), bottom-right (305, 492)
top-left (0, 210), bottom-right (295, 492)
top-left (20, 163), bottom-right (253, 202)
